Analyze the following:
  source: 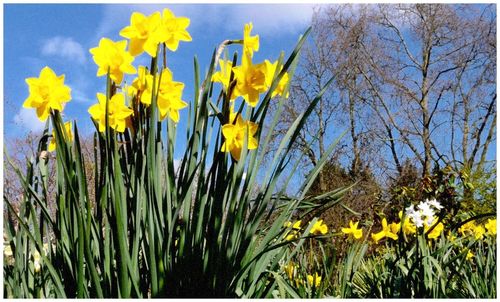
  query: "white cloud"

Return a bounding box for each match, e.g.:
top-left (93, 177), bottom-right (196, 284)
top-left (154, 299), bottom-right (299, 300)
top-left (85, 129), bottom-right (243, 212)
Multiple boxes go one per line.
top-left (41, 36), bottom-right (86, 64)
top-left (223, 4), bottom-right (317, 35)
top-left (94, 4), bottom-right (318, 40)
top-left (14, 108), bottom-right (46, 133)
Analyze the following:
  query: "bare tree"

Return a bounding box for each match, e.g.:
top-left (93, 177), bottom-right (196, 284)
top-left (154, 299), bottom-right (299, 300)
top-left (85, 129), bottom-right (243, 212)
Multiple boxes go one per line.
top-left (271, 4), bottom-right (496, 207)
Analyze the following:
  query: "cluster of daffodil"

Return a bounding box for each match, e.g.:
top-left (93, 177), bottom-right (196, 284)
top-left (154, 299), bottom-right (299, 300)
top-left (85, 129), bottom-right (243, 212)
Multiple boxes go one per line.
top-left (458, 218), bottom-right (496, 239)
top-left (283, 219), bottom-right (328, 241)
top-left (212, 23), bottom-right (290, 160)
top-left (446, 217), bottom-right (496, 263)
top-left (88, 9), bottom-right (191, 131)
top-left (283, 262), bottom-right (322, 290)
top-left (339, 198), bottom-right (496, 268)
top-left (340, 199), bottom-right (450, 244)
top-left (22, 9), bottom-right (192, 152)
top-left (369, 199), bottom-right (445, 244)
top-left (340, 213), bottom-right (414, 244)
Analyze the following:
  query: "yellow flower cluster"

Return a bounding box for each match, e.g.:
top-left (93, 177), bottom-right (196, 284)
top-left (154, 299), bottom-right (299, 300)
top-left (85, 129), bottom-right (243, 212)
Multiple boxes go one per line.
top-left (88, 93), bottom-right (134, 133)
top-left (120, 9), bottom-right (192, 57)
top-left (217, 24), bottom-right (290, 160)
top-left (283, 219), bottom-right (328, 241)
top-left (459, 218), bottom-right (496, 239)
top-left (283, 262), bottom-right (322, 289)
top-left (212, 23), bottom-right (289, 105)
top-left (86, 9), bottom-right (191, 132)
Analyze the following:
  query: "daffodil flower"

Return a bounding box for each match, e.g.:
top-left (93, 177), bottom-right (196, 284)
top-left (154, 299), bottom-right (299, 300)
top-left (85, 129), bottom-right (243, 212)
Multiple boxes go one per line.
top-left (23, 66), bottom-right (72, 121)
top-left (264, 60), bottom-right (290, 98)
top-left (221, 115), bottom-right (258, 160)
top-left (156, 68), bottom-right (188, 122)
top-left (465, 249), bottom-right (474, 261)
top-left (232, 54), bottom-right (267, 107)
top-left (89, 38), bottom-right (136, 84)
top-left (459, 220), bottom-right (476, 237)
top-left (243, 22), bottom-right (259, 57)
top-left (131, 66), bottom-right (155, 106)
top-left (398, 211), bottom-right (416, 235)
top-left (371, 218), bottom-right (398, 244)
top-left (424, 219), bottom-right (444, 240)
top-left (155, 9), bottom-right (192, 52)
top-left (284, 262), bottom-right (297, 280)
top-left (309, 219), bottom-right (328, 235)
top-left (33, 250), bottom-right (42, 273)
top-left (120, 12), bottom-right (162, 57)
top-left (473, 224), bottom-right (486, 240)
top-left (88, 93), bottom-right (134, 133)
top-left (284, 220), bottom-right (302, 241)
top-left (212, 59), bottom-right (235, 93)
top-left (307, 272), bottom-right (321, 288)
top-left (485, 218), bottom-right (496, 236)
top-left (3, 245), bottom-right (13, 258)
top-left (48, 121), bottom-right (73, 152)
top-left (341, 220), bottom-right (363, 239)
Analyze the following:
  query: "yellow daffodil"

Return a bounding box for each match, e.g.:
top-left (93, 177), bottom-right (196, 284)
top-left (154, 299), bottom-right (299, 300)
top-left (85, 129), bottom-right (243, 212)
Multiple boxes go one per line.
top-left (264, 60), bottom-right (290, 98)
top-left (284, 262), bottom-right (297, 280)
top-left (131, 66), bottom-right (149, 100)
top-left (284, 220), bottom-right (302, 230)
top-left (371, 218), bottom-right (398, 244)
top-left (307, 272), bottom-right (321, 288)
top-left (473, 224), bottom-right (485, 240)
top-left (341, 220), bottom-right (363, 239)
top-left (232, 54), bottom-right (268, 107)
top-left (23, 66), bottom-right (72, 121)
top-left (399, 211), bottom-right (416, 236)
top-left (48, 121), bottom-right (73, 152)
top-left (447, 231), bottom-right (457, 243)
top-left (485, 218), bottom-right (496, 236)
top-left (243, 22), bottom-right (259, 57)
top-left (459, 220), bottom-right (476, 237)
top-left (425, 220), bottom-right (444, 240)
top-left (4, 245), bottom-right (13, 257)
top-left (284, 220), bottom-right (302, 241)
top-left (156, 9), bottom-right (192, 52)
top-left (89, 38), bottom-right (136, 84)
top-left (119, 12), bottom-right (162, 57)
top-left (88, 93), bottom-right (134, 133)
top-left (156, 68), bottom-right (188, 122)
top-left (212, 59), bottom-right (235, 93)
top-left (465, 249), bottom-right (474, 261)
top-left (33, 250), bottom-right (42, 273)
top-left (309, 219), bottom-right (328, 235)
top-left (228, 102), bottom-right (239, 124)
top-left (221, 115), bottom-right (258, 160)
top-left (126, 84), bottom-right (137, 99)
top-left (389, 221), bottom-right (401, 235)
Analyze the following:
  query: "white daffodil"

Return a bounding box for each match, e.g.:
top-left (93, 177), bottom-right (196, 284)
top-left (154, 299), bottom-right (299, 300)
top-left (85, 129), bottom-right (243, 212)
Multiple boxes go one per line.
top-left (417, 201), bottom-right (435, 219)
top-left (426, 198), bottom-right (443, 210)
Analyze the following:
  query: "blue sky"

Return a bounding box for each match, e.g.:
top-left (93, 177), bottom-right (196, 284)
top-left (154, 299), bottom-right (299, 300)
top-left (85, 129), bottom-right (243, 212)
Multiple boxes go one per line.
top-left (4, 3), bottom-right (317, 141)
